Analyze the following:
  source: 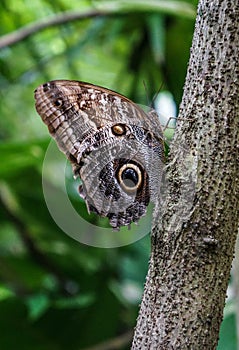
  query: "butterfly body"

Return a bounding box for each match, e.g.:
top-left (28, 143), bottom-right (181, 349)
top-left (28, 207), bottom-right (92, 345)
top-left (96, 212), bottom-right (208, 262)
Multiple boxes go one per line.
top-left (34, 80), bottom-right (164, 229)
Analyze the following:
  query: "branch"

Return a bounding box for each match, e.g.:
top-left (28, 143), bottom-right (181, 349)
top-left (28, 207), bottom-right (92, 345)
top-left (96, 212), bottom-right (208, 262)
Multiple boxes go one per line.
top-left (0, 2), bottom-right (196, 49)
top-left (81, 330), bottom-right (133, 350)
top-left (132, 0), bottom-right (239, 348)
top-left (0, 9), bottom-right (105, 49)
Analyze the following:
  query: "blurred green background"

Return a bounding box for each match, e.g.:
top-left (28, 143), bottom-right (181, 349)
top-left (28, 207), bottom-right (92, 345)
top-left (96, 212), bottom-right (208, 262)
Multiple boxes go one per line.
top-left (0, 0), bottom-right (237, 349)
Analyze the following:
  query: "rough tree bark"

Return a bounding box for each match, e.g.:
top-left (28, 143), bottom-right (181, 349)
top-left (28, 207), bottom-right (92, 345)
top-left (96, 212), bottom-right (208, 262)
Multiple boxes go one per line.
top-left (132, 0), bottom-right (239, 349)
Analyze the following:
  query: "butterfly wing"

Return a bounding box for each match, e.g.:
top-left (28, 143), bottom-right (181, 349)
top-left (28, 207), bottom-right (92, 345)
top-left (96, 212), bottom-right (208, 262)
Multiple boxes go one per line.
top-left (34, 80), bottom-right (164, 229)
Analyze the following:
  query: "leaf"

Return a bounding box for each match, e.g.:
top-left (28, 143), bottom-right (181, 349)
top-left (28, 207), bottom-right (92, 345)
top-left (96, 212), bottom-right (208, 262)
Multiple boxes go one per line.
top-left (0, 139), bottom-right (49, 178)
top-left (26, 293), bottom-right (51, 321)
top-left (54, 293), bottom-right (95, 309)
top-left (93, 0), bottom-right (196, 19)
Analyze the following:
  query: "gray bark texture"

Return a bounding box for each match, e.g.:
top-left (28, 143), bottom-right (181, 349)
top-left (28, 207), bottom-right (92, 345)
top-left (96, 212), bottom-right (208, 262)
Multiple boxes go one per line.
top-left (132, 0), bottom-right (239, 349)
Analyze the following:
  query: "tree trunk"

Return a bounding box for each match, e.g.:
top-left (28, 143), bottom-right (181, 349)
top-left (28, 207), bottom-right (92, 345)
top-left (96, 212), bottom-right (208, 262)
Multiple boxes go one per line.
top-left (132, 0), bottom-right (239, 349)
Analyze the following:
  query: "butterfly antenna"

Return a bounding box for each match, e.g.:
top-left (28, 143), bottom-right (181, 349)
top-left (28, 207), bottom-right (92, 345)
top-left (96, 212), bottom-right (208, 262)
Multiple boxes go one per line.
top-left (143, 80), bottom-right (151, 107)
top-left (151, 81), bottom-right (164, 108)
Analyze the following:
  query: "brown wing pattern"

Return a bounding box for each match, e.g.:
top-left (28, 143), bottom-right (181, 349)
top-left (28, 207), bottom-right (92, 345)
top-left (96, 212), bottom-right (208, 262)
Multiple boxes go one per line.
top-left (34, 80), bottom-right (165, 229)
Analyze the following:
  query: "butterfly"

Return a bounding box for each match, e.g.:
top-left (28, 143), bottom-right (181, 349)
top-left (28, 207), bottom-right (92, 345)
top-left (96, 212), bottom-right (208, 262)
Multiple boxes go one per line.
top-left (34, 80), bottom-right (165, 229)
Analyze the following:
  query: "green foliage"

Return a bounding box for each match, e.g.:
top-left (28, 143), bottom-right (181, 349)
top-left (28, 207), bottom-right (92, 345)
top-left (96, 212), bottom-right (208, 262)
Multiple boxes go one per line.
top-left (0, 0), bottom-right (236, 349)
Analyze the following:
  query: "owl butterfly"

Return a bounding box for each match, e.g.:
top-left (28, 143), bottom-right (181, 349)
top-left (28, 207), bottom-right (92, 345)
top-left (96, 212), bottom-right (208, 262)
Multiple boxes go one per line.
top-left (34, 80), bottom-right (165, 230)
